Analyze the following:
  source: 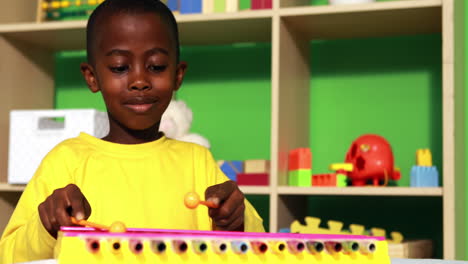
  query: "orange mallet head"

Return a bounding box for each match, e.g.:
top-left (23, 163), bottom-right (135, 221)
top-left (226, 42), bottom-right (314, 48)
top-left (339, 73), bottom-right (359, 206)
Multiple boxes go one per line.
top-left (184, 192), bottom-right (219, 209)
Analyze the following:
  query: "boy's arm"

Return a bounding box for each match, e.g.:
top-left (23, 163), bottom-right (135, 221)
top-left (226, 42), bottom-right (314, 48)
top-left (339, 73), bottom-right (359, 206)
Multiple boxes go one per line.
top-left (0, 151), bottom-right (72, 264)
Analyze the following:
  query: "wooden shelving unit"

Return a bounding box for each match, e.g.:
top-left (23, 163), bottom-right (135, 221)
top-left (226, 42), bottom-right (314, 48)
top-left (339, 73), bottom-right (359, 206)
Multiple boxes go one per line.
top-left (0, 0), bottom-right (461, 259)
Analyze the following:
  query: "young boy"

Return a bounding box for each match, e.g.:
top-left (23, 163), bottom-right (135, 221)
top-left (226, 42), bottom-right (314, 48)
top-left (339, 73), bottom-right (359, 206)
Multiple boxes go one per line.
top-left (0, 0), bottom-right (265, 263)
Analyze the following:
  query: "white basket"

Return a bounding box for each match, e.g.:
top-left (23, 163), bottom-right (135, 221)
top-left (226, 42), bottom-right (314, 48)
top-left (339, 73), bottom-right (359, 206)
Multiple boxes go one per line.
top-left (8, 109), bottom-right (109, 184)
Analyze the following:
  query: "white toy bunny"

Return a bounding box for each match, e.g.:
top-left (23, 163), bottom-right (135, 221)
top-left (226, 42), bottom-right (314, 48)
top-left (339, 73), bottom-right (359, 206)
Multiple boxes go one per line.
top-left (160, 100), bottom-right (211, 149)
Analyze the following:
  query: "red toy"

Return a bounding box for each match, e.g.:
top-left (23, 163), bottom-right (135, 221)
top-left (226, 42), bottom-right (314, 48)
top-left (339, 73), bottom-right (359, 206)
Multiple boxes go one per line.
top-left (237, 173), bottom-right (269, 186)
top-left (339, 134), bottom-right (401, 186)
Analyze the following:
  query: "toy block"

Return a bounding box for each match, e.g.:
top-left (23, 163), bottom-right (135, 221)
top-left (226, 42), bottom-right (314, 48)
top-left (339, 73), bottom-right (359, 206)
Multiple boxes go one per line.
top-left (288, 148), bottom-right (312, 171)
top-left (167, 0), bottom-right (178, 11)
top-left (226, 0), bottom-right (239, 12)
top-left (202, 0), bottom-right (214, 13)
top-left (237, 173), bottom-right (269, 186)
top-left (337, 174), bottom-right (347, 187)
top-left (214, 0), bottom-right (225, 12)
top-left (180, 0), bottom-right (202, 14)
top-left (410, 165), bottom-right (439, 187)
top-left (288, 169), bottom-right (311, 186)
top-left (329, 162), bottom-right (353, 172)
top-left (416, 149), bottom-right (433, 166)
top-left (219, 160), bottom-right (243, 181)
top-left (251, 0), bottom-right (262, 9)
top-left (291, 216), bottom-right (404, 243)
top-left (312, 173), bottom-right (336, 186)
top-left (252, 0), bottom-right (271, 9)
top-left (239, 0), bottom-right (251, 10)
top-left (244, 159), bottom-right (270, 174)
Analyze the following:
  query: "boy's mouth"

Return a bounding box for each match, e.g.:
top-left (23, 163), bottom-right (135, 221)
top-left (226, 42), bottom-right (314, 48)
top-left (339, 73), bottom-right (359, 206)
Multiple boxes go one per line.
top-left (123, 96), bottom-right (157, 113)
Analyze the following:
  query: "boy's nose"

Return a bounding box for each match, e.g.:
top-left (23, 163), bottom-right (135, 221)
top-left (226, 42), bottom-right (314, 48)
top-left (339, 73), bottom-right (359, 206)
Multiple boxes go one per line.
top-left (129, 80), bottom-right (151, 91)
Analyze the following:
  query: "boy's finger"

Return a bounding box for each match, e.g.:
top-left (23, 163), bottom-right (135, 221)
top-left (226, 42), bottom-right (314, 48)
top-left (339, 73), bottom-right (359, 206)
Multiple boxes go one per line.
top-left (209, 190), bottom-right (244, 220)
top-left (205, 181), bottom-right (237, 204)
top-left (65, 184), bottom-right (88, 220)
top-left (38, 203), bottom-right (53, 234)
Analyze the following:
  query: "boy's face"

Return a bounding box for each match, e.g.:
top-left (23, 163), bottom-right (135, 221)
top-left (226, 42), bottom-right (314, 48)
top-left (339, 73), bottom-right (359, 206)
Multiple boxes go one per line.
top-left (81, 13), bottom-right (186, 131)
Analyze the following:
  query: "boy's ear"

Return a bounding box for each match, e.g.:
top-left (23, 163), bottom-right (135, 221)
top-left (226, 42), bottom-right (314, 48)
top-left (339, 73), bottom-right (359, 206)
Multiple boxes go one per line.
top-left (80, 62), bottom-right (100, 93)
top-left (174, 61), bottom-right (188, 91)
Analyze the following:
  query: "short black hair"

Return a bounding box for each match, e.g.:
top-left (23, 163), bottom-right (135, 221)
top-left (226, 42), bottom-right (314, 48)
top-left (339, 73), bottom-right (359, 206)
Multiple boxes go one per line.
top-left (86, 0), bottom-right (180, 65)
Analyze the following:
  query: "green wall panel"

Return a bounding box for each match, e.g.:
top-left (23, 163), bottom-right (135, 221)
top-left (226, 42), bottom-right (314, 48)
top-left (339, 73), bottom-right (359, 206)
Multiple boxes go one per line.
top-left (309, 34), bottom-right (442, 187)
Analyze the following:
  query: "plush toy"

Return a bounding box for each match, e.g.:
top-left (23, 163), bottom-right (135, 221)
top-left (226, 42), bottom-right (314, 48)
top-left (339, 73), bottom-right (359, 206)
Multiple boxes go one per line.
top-left (160, 100), bottom-right (211, 149)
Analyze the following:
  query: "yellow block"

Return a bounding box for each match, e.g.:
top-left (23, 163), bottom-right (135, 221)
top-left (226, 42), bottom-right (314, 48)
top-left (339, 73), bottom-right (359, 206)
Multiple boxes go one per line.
top-left (416, 149), bottom-right (432, 167)
top-left (244, 160), bottom-right (270, 174)
top-left (329, 163), bottom-right (353, 172)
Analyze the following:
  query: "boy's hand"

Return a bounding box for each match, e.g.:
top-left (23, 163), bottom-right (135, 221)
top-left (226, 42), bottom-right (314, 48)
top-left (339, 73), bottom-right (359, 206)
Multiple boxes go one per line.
top-left (205, 181), bottom-right (245, 231)
top-left (38, 184), bottom-right (91, 239)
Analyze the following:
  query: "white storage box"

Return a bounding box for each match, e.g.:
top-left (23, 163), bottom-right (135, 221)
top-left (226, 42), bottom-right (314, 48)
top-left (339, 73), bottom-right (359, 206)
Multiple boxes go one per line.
top-left (8, 109), bottom-right (109, 184)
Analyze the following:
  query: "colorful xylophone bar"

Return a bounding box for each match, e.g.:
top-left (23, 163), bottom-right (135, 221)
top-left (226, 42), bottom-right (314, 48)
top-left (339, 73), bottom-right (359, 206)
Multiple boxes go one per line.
top-left (55, 227), bottom-right (390, 263)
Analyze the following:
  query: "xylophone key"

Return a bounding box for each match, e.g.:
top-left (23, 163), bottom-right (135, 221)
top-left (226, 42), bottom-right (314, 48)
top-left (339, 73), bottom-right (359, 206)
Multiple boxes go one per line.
top-left (129, 240), bottom-right (144, 254)
top-left (251, 241), bottom-right (268, 254)
top-left (306, 241), bottom-right (324, 254)
top-left (269, 241), bottom-right (286, 254)
top-left (192, 240), bottom-right (208, 254)
top-left (173, 240), bottom-right (188, 254)
top-left (231, 241), bottom-right (249, 254)
top-left (109, 239), bottom-right (121, 253)
top-left (325, 241), bottom-right (343, 254)
top-left (86, 238), bottom-right (100, 254)
top-left (150, 240), bottom-right (166, 254)
top-left (360, 242), bottom-right (377, 254)
top-left (343, 241), bottom-right (360, 253)
top-left (212, 240), bottom-right (228, 254)
top-left (287, 240), bottom-right (305, 254)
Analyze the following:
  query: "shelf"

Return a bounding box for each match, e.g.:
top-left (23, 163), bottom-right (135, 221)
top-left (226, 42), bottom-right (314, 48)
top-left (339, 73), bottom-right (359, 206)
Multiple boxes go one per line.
top-left (239, 186), bottom-right (271, 195)
top-left (0, 10), bottom-right (273, 51)
top-left (0, 183), bottom-right (25, 192)
top-left (277, 186), bottom-right (443, 197)
top-left (279, 0), bottom-right (442, 39)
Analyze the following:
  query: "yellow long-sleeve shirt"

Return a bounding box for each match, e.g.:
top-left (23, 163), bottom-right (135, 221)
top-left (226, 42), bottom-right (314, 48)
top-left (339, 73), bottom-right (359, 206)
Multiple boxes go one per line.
top-left (0, 132), bottom-right (264, 264)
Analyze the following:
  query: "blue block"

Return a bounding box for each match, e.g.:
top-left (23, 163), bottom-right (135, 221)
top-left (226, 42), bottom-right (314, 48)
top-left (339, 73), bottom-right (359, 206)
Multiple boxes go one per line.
top-left (278, 228), bottom-right (291, 233)
top-left (220, 161), bottom-right (243, 181)
top-left (180, 0), bottom-right (202, 14)
top-left (167, 0), bottom-right (178, 11)
top-left (410, 165), bottom-right (439, 187)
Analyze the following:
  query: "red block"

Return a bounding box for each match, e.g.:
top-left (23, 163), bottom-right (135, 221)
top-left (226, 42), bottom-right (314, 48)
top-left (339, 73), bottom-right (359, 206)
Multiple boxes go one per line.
top-left (237, 173), bottom-right (269, 186)
top-left (288, 148), bottom-right (312, 171)
top-left (312, 173), bottom-right (337, 186)
top-left (251, 0), bottom-right (271, 10)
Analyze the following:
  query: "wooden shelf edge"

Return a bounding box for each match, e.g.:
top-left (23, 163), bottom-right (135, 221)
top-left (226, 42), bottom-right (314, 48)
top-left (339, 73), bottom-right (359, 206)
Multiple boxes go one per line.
top-left (239, 186), bottom-right (271, 195)
top-left (277, 186), bottom-right (443, 196)
top-left (279, 0), bottom-right (442, 17)
top-left (0, 10), bottom-right (275, 34)
top-left (0, 183), bottom-right (25, 192)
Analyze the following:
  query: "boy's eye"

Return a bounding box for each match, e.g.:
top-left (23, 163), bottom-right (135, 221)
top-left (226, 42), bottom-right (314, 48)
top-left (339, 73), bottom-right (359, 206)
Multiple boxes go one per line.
top-left (109, 65), bottom-right (129, 73)
top-left (148, 65), bottom-right (167, 73)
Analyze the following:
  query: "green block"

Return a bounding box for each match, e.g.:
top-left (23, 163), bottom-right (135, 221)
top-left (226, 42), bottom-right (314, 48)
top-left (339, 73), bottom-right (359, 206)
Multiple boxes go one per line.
top-left (214, 0), bottom-right (226, 12)
top-left (240, 0), bottom-right (251, 10)
top-left (288, 169), bottom-right (311, 186)
top-left (337, 174), bottom-right (347, 187)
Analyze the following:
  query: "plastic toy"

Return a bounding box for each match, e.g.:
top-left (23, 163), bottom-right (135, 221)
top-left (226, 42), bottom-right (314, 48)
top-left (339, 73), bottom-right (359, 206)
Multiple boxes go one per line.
top-left (290, 217), bottom-right (403, 244)
top-left (55, 226), bottom-right (391, 263)
top-left (312, 173), bottom-right (347, 187)
top-left (160, 100), bottom-right (210, 149)
top-left (218, 160), bottom-right (243, 181)
top-left (410, 149), bottom-right (439, 187)
top-left (288, 148), bottom-right (312, 187)
top-left (237, 173), bottom-right (269, 186)
top-left (244, 160), bottom-right (270, 174)
top-left (330, 134), bottom-right (401, 186)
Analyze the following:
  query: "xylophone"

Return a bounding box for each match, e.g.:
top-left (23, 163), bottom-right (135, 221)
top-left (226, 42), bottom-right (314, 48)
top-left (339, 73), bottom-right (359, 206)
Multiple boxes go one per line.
top-left (54, 225), bottom-right (391, 263)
